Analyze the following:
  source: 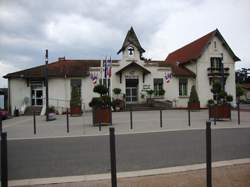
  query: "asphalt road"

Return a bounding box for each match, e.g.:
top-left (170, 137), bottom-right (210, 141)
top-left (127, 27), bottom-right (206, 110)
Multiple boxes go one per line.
top-left (3, 128), bottom-right (250, 180)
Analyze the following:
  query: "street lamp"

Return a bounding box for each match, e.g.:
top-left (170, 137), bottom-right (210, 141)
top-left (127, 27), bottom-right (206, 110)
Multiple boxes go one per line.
top-left (45, 49), bottom-right (49, 121)
top-left (221, 53), bottom-right (225, 91)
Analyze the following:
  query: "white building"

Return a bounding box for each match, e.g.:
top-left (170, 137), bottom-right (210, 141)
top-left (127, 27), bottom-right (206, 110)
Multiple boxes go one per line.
top-left (4, 27), bottom-right (240, 115)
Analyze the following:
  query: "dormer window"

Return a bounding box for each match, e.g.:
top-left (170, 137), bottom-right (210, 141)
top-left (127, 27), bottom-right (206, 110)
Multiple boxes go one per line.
top-left (128, 46), bottom-right (134, 56)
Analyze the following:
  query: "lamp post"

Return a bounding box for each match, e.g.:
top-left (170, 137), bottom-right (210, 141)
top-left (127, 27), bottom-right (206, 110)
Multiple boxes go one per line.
top-left (221, 53), bottom-right (225, 92)
top-left (45, 49), bottom-right (49, 121)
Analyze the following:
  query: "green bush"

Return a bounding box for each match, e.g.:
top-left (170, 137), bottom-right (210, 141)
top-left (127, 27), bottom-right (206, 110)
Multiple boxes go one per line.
top-left (207, 99), bottom-right (214, 105)
top-left (159, 89), bottom-right (165, 96)
top-left (226, 95), bottom-right (233, 102)
top-left (189, 86), bottom-right (200, 103)
top-left (236, 84), bottom-right (245, 97)
top-left (113, 88), bottom-right (121, 95)
top-left (146, 89), bottom-right (154, 99)
top-left (89, 97), bottom-right (102, 107)
top-left (93, 84), bottom-right (108, 96)
top-left (211, 81), bottom-right (222, 95)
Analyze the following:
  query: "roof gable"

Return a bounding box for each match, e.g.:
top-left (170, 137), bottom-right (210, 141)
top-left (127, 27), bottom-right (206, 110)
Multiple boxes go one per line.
top-left (165, 29), bottom-right (240, 77)
top-left (117, 27), bottom-right (145, 54)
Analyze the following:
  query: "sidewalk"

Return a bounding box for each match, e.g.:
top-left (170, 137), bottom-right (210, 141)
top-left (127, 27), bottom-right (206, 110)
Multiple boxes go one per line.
top-left (3, 109), bottom-right (250, 139)
top-left (16, 163), bottom-right (250, 187)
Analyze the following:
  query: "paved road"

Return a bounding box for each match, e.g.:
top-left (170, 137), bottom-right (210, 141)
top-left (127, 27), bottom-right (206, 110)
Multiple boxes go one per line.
top-left (5, 128), bottom-right (250, 180)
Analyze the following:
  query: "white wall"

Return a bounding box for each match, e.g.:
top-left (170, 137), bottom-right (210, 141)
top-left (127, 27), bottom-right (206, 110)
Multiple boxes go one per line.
top-left (195, 36), bottom-right (237, 107)
top-left (9, 79), bottom-right (30, 114)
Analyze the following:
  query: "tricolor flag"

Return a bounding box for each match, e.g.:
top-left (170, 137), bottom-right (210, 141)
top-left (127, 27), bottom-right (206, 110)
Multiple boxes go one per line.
top-left (107, 56), bottom-right (112, 78)
top-left (165, 72), bottom-right (172, 83)
top-left (90, 73), bottom-right (98, 84)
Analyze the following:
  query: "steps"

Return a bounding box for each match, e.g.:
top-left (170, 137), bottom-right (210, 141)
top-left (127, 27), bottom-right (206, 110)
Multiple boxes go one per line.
top-left (125, 100), bottom-right (172, 111)
top-left (24, 106), bottom-right (42, 115)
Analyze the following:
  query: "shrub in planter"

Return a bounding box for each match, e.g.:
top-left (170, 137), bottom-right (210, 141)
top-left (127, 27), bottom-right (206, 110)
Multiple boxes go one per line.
top-left (209, 82), bottom-right (231, 120)
top-left (89, 84), bottom-right (112, 125)
top-left (146, 89), bottom-right (154, 106)
top-left (112, 99), bottom-right (125, 111)
top-left (159, 89), bottom-right (165, 96)
top-left (188, 85), bottom-right (200, 110)
top-left (70, 87), bottom-right (82, 116)
top-left (113, 88), bottom-right (121, 96)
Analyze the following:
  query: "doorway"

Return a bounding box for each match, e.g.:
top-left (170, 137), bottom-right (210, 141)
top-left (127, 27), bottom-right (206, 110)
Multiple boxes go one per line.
top-left (125, 79), bottom-right (138, 103)
top-left (31, 82), bottom-right (43, 106)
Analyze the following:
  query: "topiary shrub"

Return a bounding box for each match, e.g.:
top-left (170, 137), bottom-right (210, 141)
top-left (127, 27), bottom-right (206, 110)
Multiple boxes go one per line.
top-left (226, 95), bottom-right (233, 102)
top-left (146, 89), bottom-right (154, 99)
top-left (113, 88), bottom-right (121, 96)
top-left (70, 87), bottom-right (81, 106)
top-left (189, 86), bottom-right (200, 103)
top-left (93, 84), bottom-right (108, 96)
top-left (89, 84), bottom-right (111, 108)
top-left (159, 89), bottom-right (165, 96)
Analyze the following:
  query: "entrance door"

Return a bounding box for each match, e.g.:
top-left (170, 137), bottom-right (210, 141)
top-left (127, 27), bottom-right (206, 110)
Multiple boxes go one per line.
top-left (31, 82), bottom-right (43, 106)
top-left (125, 79), bottom-right (138, 103)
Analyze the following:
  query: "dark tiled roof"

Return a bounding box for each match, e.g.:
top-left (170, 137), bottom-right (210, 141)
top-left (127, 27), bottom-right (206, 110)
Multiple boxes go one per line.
top-left (117, 27), bottom-right (145, 54)
top-left (165, 29), bottom-right (240, 77)
top-left (4, 59), bottom-right (118, 79)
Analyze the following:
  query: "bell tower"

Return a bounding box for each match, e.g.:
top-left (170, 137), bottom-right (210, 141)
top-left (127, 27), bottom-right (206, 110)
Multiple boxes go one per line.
top-left (117, 27), bottom-right (145, 61)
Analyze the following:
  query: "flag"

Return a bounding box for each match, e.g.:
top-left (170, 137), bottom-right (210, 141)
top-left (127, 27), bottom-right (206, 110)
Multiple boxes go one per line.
top-left (107, 56), bottom-right (112, 78)
top-left (165, 72), bottom-right (172, 83)
top-left (90, 73), bottom-right (98, 84)
top-left (104, 57), bottom-right (108, 79)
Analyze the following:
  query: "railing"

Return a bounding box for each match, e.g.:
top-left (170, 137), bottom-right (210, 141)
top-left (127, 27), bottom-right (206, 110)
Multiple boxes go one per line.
top-left (207, 67), bottom-right (230, 76)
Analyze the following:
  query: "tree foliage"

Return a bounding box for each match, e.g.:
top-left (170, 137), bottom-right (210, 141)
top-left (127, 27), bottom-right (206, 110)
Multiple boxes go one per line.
top-left (189, 85), bottom-right (200, 103)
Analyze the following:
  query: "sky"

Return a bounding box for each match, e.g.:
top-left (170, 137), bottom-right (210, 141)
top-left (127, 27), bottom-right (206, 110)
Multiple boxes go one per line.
top-left (0, 0), bottom-right (249, 88)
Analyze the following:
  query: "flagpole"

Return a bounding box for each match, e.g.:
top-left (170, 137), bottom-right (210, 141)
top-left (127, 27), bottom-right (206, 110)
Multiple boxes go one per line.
top-left (109, 56), bottom-right (112, 100)
top-left (100, 60), bottom-right (103, 85)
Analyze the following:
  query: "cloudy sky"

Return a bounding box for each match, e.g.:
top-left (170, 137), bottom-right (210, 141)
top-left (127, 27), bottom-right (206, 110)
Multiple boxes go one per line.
top-left (0, 0), bottom-right (249, 87)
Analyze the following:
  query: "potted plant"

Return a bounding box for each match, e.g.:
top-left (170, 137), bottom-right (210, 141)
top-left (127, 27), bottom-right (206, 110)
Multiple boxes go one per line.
top-left (158, 89), bottom-right (165, 97)
top-left (188, 85), bottom-right (200, 110)
top-left (89, 84), bottom-right (112, 125)
top-left (208, 81), bottom-right (232, 120)
top-left (70, 86), bottom-right (82, 116)
top-left (48, 106), bottom-right (56, 121)
top-left (146, 89), bottom-right (154, 106)
top-left (112, 88), bottom-right (124, 111)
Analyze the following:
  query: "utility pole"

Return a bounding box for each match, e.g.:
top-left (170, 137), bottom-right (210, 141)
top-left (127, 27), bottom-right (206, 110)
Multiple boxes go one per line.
top-left (45, 49), bottom-right (49, 121)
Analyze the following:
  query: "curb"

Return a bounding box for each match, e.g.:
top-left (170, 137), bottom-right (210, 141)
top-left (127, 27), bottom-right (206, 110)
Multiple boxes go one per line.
top-left (8, 158), bottom-right (250, 186)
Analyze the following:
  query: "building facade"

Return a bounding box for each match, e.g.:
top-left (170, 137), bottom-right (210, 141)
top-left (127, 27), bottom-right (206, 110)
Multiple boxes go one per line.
top-left (4, 27), bottom-right (240, 115)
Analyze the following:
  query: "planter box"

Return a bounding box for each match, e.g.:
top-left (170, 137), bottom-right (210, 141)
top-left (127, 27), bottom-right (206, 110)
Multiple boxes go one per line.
top-left (92, 107), bottom-right (112, 126)
top-left (188, 102), bottom-right (200, 110)
top-left (70, 106), bottom-right (82, 116)
top-left (209, 104), bottom-right (231, 120)
top-left (48, 112), bottom-right (56, 121)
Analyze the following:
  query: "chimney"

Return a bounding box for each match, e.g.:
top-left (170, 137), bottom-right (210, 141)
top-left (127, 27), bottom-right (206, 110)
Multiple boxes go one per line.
top-left (58, 57), bottom-right (66, 61)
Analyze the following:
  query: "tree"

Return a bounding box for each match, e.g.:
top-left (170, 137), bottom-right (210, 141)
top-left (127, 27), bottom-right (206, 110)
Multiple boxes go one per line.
top-left (235, 68), bottom-right (250, 84)
top-left (93, 84), bottom-right (108, 96)
top-left (236, 84), bottom-right (245, 99)
top-left (189, 86), bottom-right (200, 103)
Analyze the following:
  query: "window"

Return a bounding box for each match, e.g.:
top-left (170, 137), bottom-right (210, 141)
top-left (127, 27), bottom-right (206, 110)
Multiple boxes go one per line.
top-left (179, 78), bottom-right (188, 96)
top-left (214, 41), bottom-right (216, 49)
top-left (210, 57), bottom-right (222, 70)
top-left (153, 78), bottom-right (163, 96)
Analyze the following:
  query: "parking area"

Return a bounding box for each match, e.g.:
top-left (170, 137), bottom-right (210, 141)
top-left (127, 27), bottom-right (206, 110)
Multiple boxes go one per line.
top-left (2, 109), bottom-right (250, 139)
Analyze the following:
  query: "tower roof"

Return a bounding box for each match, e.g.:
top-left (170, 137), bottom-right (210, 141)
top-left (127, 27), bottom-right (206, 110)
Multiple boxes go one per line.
top-left (117, 27), bottom-right (145, 54)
